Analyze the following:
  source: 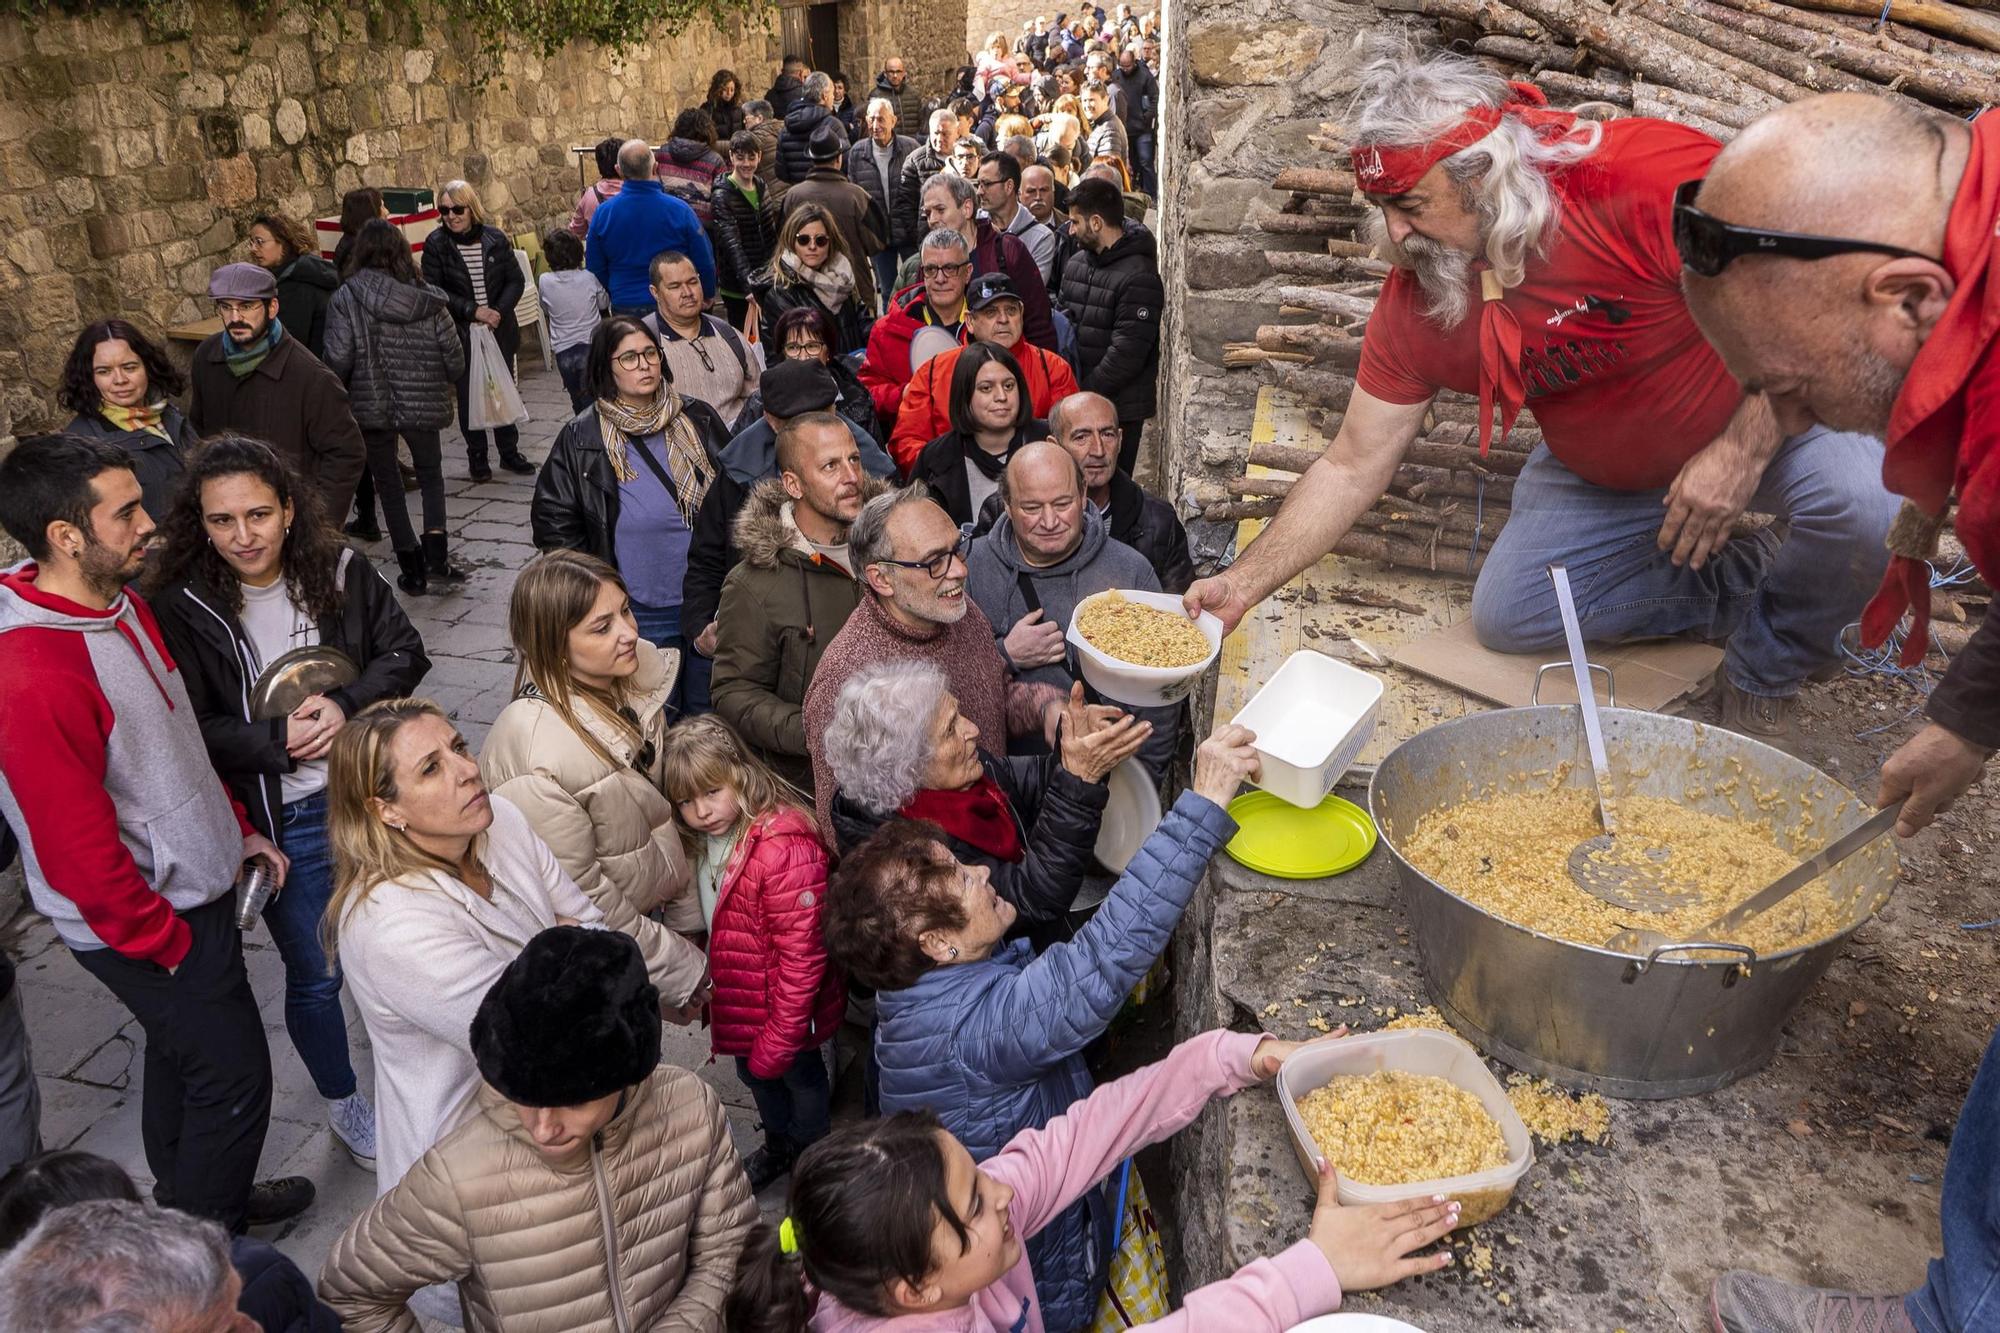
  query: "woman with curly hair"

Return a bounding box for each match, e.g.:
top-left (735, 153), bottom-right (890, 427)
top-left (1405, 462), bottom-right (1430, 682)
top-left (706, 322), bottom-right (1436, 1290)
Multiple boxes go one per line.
top-left (145, 434), bottom-right (431, 1174)
top-left (704, 68), bottom-right (746, 140)
top-left (57, 319), bottom-right (197, 522)
top-left (247, 211), bottom-right (340, 359)
top-left (755, 203), bottom-right (867, 355)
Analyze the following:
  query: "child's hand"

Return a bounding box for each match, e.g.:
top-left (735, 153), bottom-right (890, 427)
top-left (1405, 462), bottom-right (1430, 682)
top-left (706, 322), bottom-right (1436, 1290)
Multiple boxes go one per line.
top-left (1306, 1162), bottom-right (1458, 1292)
top-left (1248, 1029), bottom-right (1349, 1081)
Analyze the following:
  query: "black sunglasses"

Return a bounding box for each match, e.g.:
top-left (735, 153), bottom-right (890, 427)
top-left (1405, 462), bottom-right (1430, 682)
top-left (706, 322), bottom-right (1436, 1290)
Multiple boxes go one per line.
top-left (440, 204), bottom-right (469, 215)
top-left (1671, 180), bottom-right (1934, 278)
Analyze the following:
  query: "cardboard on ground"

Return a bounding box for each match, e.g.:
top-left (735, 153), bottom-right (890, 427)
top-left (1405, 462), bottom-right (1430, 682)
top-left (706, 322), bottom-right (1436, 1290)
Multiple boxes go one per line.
top-left (1391, 617), bottom-right (1722, 710)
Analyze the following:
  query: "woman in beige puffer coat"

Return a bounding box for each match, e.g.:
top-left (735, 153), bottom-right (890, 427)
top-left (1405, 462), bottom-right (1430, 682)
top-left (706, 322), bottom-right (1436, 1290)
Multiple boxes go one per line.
top-left (319, 926), bottom-right (756, 1333)
top-left (482, 553), bottom-right (707, 957)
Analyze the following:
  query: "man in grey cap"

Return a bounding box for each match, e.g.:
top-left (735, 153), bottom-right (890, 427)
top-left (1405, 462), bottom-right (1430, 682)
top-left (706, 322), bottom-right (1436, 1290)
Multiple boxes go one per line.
top-left (189, 262), bottom-right (367, 524)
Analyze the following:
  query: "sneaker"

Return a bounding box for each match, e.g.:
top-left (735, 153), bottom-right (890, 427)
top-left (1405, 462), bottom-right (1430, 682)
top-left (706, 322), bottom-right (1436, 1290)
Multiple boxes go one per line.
top-left (1711, 1271), bottom-right (1917, 1332)
top-left (742, 1140), bottom-right (795, 1191)
top-left (328, 1090), bottom-right (378, 1169)
top-left (243, 1175), bottom-right (316, 1227)
top-left (1713, 678), bottom-right (1797, 744)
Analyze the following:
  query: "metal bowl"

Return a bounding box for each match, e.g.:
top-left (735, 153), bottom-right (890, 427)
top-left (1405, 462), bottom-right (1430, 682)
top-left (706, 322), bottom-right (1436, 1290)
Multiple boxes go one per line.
top-left (1368, 704), bottom-right (1899, 1099)
top-left (249, 646), bottom-right (360, 721)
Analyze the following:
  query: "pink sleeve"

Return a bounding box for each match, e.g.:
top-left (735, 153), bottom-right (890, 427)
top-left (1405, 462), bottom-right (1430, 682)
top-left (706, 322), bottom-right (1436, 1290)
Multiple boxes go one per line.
top-left (985, 1029), bottom-right (1265, 1239)
top-left (1138, 1240), bottom-right (1342, 1332)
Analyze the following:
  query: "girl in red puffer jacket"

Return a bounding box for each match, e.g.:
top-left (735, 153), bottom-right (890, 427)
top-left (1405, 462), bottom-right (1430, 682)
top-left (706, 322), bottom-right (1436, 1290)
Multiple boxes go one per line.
top-left (661, 715), bottom-right (846, 1189)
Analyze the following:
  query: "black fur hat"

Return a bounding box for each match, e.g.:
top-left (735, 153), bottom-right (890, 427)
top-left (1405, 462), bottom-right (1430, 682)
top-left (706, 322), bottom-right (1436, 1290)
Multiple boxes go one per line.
top-left (470, 926), bottom-right (661, 1108)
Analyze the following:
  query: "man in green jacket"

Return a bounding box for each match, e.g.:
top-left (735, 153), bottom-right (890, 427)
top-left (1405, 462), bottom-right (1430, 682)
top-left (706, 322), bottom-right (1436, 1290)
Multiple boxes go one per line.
top-left (710, 413), bottom-right (885, 788)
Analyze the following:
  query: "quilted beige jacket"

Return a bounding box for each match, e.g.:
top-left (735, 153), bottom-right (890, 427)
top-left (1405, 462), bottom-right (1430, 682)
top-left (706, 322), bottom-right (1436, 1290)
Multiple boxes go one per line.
top-left (482, 641), bottom-right (707, 946)
top-left (318, 1067), bottom-right (756, 1333)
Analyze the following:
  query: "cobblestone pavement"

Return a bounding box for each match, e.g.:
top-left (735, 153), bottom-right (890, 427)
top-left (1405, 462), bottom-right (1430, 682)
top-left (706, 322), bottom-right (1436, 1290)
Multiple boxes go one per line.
top-left (6, 357), bottom-right (785, 1301)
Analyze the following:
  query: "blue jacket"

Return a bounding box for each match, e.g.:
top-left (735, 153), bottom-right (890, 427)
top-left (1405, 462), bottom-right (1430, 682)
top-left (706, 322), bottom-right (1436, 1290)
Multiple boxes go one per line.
top-left (585, 179), bottom-right (718, 307)
top-left (875, 790), bottom-right (1237, 1333)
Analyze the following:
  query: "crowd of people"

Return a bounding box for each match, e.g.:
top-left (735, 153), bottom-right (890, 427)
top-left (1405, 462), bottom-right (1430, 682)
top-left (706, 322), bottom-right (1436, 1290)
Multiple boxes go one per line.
top-left (0, 15), bottom-right (1994, 1333)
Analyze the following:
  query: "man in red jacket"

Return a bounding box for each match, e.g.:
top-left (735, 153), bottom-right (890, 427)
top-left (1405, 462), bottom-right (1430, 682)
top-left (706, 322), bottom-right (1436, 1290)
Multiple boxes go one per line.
top-left (918, 170), bottom-right (1058, 352)
top-left (858, 226), bottom-right (973, 430)
top-left (1681, 91), bottom-right (2000, 1333)
top-left (0, 434), bottom-right (311, 1235)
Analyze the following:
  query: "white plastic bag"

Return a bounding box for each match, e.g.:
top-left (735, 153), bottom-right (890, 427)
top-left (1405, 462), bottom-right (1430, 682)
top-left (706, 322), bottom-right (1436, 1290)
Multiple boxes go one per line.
top-left (465, 323), bottom-right (529, 432)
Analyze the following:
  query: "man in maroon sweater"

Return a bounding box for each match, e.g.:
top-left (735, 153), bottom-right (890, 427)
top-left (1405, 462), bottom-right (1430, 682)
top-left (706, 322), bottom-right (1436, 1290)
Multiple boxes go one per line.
top-left (0, 434), bottom-right (312, 1233)
top-left (803, 485), bottom-right (1066, 840)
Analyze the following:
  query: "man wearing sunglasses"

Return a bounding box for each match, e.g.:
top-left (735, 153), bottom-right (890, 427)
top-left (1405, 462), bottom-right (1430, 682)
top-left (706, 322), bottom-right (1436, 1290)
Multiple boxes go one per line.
top-left (1182, 39), bottom-right (1897, 742)
top-left (1678, 94), bottom-right (2000, 1333)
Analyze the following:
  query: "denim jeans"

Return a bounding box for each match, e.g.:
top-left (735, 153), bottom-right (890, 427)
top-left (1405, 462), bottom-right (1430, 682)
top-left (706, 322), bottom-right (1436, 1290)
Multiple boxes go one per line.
top-left (1909, 1021), bottom-right (2000, 1332)
top-left (1467, 426), bottom-right (1901, 696)
top-left (265, 792), bottom-right (357, 1101)
top-left (1133, 131), bottom-right (1157, 194)
top-left (630, 599), bottom-right (711, 717)
top-left (735, 1044), bottom-right (832, 1152)
top-left (555, 345), bottom-right (591, 414)
top-left (872, 245), bottom-right (913, 313)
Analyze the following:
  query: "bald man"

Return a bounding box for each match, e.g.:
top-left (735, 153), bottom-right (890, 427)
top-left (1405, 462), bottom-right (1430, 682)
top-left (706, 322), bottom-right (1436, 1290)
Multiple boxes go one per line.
top-left (1182, 41), bottom-right (1900, 742)
top-left (585, 137), bottom-right (718, 313)
top-left (965, 441), bottom-right (1178, 778)
top-left (1682, 93), bottom-right (1998, 1333)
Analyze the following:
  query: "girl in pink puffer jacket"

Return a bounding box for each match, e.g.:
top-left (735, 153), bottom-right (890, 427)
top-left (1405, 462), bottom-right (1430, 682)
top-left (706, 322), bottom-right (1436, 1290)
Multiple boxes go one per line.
top-left (662, 715), bottom-right (846, 1192)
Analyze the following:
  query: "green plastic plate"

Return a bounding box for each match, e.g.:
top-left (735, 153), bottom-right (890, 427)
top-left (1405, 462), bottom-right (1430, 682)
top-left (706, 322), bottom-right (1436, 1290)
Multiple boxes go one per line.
top-left (1224, 791), bottom-right (1377, 879)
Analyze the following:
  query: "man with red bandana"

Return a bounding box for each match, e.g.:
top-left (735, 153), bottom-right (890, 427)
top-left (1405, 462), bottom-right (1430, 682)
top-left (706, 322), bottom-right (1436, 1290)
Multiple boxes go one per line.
top-left (1681, 92), bottom-right (2000, 1333)
top-left (1183, 41), bottom-right (1900, 740)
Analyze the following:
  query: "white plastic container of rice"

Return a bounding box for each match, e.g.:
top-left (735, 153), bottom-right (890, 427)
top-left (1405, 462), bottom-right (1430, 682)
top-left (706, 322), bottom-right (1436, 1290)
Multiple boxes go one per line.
top-left (1067, 589), bottom-right (1223, 707)
top-left (1230, 648), bottom-right (1383, 808)
top-left (1276, 1028), bottom-right (1533, 1228)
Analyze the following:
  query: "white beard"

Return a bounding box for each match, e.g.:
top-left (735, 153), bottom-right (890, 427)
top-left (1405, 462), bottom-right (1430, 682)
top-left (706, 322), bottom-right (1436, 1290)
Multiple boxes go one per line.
top-left (1366, 212), bottom-right (1476, 330)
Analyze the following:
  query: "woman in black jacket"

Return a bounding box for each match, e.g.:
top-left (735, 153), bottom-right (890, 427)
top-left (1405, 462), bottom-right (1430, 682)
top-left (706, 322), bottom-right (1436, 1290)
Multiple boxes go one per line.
top-left (911, 342), bottom-right (1048, 526)
top-left (704, 68), bottom-right (746, 140)
top-left (145, 436), bottom-right (429, 1174)
top-left (530, 316), bottom-right (732, 712)
top-left (419, 178), bottom-right (530, 481)
top-left (57, 320), bottom-right (198, 522)
top-left (755, 203), bottom-right (867, 356)
top-left (323, 219), bottom-right (468, 594)
top-left (246, 212), bottom-right (340, 360)
top-left (735, 305), bottom-right (879, 443)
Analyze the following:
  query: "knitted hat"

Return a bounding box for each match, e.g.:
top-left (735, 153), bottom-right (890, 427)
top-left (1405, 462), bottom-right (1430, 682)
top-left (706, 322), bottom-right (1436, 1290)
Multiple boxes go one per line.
top-left (761, 358), bottom-right (839, 417)
top-left (470, 926), bottom-right (660, 1108)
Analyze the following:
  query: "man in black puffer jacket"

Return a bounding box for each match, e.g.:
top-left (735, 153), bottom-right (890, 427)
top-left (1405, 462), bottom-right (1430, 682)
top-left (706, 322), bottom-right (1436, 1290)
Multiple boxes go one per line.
top-left (776, 72), bottom-right (848, 185)
top-left (1058, 178), bottom-right (1163, 476)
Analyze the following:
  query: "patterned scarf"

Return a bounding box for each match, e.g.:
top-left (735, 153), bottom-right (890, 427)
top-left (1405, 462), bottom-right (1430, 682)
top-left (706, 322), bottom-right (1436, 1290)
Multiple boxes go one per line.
top-left (223, 318), bottom-right (285, 379)
top-left (101, 400), bottom-right (169, 440)
top-left (781, 249), bottom-right (856, 314)
top-left (594, 390), bottom-right (713, 519)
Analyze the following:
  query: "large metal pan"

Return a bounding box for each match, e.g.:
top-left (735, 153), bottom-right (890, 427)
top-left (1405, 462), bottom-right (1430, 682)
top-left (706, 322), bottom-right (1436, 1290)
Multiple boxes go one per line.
top-left (1367, 690), bottom-right (1899, 1099)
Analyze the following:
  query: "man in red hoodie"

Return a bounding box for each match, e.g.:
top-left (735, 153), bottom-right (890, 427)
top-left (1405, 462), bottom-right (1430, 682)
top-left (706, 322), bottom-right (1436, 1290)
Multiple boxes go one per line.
top-left (1681, 93), bottom-right (1998, 1333)
top-left (0, 434), bottom-right (311, 1234)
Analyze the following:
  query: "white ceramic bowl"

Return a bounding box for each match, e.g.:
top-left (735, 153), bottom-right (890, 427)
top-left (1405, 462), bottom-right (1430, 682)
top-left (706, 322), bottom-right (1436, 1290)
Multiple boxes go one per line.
top-left (1066, 589), bottom-right (1223, 708)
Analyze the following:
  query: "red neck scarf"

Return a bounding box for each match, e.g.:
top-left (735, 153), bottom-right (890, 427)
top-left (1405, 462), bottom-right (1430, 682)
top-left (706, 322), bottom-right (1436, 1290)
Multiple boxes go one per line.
top-left (1860, 114), bottom-right (2000, 664)
top-left (901, 774), bottom-right (1024, 863)
top-left (1354, 83), bottom-right (1580, 454)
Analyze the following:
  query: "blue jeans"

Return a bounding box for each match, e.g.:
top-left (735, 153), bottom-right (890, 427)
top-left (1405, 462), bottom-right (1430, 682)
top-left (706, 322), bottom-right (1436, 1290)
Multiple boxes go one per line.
top-left (1133, 130), bottom-right (1157, 194)
top-left (555, 345), bottom-right (591, 414)
top-left (1468, 427), bottom-right (1901, 696)
top-left (872, 245), bottom-right (913, 313)
top-left (630, 599), bottom-right (711, 717)
top-left (735, 1045), bottom-right (832, 1152)
top-left (1910, 1022), bottom-right (2000, 1332)
top-left (266, 793), bottom-right (357, 1101)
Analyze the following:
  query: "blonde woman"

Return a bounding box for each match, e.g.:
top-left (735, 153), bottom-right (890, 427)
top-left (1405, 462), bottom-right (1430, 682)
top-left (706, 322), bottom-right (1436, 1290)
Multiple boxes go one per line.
top-left (756, 202), bottom-right (866, 356)
top-left (325, 699), bottom-right (705, 1208)
top-left (419, 178), bottom-right (530, 481)
top-left (480, 552), bottom-right (711, 978)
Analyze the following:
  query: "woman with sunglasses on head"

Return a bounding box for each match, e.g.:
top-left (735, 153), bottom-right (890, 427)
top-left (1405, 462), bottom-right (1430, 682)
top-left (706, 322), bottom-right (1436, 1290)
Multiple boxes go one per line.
top-left (421, 178), bottom-right (533, 482)
top-left (532, 316), bottom-right (733, 715)
top-left (479, 550), bottom-right (711, 1007)
top-left (757, 203), bottom-right (867, 357)
top-left (57, 320), bottom-right (198, 523)
top-left (910, 343), bottom-right (1047, 527)
top-left (145, 434), bottom-right (431, 1175)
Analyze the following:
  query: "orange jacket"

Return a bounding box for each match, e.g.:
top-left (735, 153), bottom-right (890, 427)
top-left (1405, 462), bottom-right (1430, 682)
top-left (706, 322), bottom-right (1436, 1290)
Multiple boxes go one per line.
top-left (888, 340), bottom-right (1080, 475)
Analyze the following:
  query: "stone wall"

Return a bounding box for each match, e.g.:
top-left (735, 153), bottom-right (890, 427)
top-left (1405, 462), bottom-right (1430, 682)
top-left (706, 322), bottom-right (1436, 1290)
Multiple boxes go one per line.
top-left (843, 0), bottom-right (970, 101)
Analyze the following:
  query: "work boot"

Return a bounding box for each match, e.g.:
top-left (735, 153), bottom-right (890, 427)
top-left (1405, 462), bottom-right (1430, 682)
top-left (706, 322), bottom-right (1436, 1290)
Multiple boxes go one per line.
top-left (1712, 678), bottom-right (1797, 745)
top-left (394, 548), bottom-right (428, 596)
top-left (1710, 1271), bottom-right (1917, 1332)
top-left (498, 448), bottom-right (536, 475)
top-left (466, 442), bottom-right (492, 483)
top-left (421, 531), bottom-right (469, 586)
top-left (742, 1136), bottom-right (796, 1191)
top-left (243, 1175), bottom-right (317, 1227)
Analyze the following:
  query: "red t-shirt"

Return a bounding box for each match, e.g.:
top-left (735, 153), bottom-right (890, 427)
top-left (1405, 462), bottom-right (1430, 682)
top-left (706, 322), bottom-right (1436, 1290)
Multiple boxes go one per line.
top-left (1356, 118), bottom-right (1739, 492)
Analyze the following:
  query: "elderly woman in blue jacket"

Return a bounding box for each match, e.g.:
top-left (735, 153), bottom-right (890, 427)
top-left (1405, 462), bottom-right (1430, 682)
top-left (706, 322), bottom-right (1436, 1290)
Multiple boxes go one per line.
top-left (821, 712), bottom-right (1260, 1333)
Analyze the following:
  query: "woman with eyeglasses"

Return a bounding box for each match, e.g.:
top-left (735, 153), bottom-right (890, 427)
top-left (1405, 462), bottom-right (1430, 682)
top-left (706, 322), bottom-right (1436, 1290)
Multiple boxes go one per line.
top-left (755, 203), bottom-right (866, 357)
top-left (421, 178), bottom-right (532, 482)
top-left (767, 305), bottom-right (879, 441)
top-left (910, 342), bottom-right (1048, 526)
top-left (245, 211), bottom-right (339, 361)
top-left (479, 550), bottom-right (711, 1003)
top-left (531, 317), bottom-right (733, 714)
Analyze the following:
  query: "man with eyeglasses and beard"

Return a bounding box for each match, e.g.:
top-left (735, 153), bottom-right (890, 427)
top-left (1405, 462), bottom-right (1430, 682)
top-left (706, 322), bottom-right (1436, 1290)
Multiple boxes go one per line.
top-left (1183, 38), bottom-right (1901, 745)
top-left (800, 485), bottom-right (1069, 842)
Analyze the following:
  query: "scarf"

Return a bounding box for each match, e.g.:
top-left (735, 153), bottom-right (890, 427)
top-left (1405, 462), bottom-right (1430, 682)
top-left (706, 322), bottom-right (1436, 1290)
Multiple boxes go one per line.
top-left (1353, 82), bottom-right (1580, 455)
top-left (901, 773), bottom-right (1024, 862)
top-left (223, 318), bottom-right (284, 379)
top-left (595, 391), bottom-right (713, 519)
top-left (963, 428), bottom-right (1023, 481)
top-left (1860, 113), bottom-right (2000, 665)
top-left (782, 249), bottom-right (856, 313)
top-left (101, 400), bottom-right (169, 440)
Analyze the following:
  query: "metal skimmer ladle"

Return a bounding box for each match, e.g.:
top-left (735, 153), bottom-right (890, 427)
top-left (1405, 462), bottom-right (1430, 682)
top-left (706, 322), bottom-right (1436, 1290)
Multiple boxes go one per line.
top-left (1605, 800), bottom-right (1905, 956)
top-left (1548, 563), bottom-right (1700, 912)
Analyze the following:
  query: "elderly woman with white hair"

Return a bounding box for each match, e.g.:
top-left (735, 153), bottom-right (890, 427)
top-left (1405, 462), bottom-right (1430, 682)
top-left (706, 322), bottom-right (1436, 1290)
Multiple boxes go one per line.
top-left (819, 715), bottom-right (1262, 1332)
top-left (821, 660), bottom-right (1143, 936)
top-left (421, 178), bottom-right (531, 482)
top-left (1184, 35), bottom-right (1900, 745)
